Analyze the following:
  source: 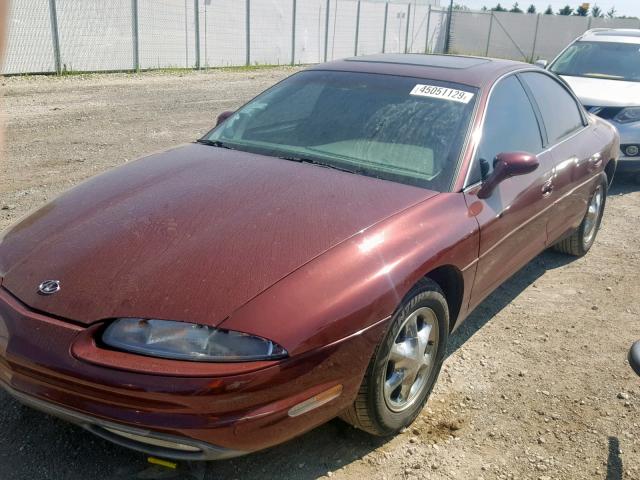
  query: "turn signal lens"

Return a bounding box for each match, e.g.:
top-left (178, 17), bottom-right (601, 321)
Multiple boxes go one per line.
top-left (288, 385), bottom-right (343, 417)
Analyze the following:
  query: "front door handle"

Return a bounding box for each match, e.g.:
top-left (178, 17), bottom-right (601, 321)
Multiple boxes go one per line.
top-left (589, 152), bottom-right (603, 169)
top-left (542, 180), bottom-right (553, 196)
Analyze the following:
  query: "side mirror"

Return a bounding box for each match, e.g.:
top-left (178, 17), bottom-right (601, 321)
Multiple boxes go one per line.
top-left (216, 110), bottom-right (234, 126)
top-left (534, 59), bottom-right (548, 69)
top-left (477, 152), bottom-right (539, 199)
top-left (630, 341), bottom-right (640, 376)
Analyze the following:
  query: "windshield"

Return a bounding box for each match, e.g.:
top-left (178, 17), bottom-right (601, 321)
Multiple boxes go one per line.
top-left (550, 41), bottom-right (640, 82)
top-left (202, 70), bottom-right (477, 191)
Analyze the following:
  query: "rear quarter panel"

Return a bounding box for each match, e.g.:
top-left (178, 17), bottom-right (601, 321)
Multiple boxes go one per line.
top-left (547, 115), bottom-right (619, 244)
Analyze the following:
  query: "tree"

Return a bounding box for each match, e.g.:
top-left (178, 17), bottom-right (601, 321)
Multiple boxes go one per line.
top-left (527, 4), bottom-right (537, 13)
top-left (544, 5), bottom-right (554, 14)
top-left (574, 4), bottom-right (589, 15)
top-left (491, 3), bottom-right (507, 11)
top-left (481, 5), bottom-right (489, 11)
top-left (607, 6), bottom-right (617, 18)
top-left (453, 3), bottom-right (471, 10)
top-left (591, 5), bottom-right (603, 17)
top-left (558, 5), bottom-right (574, 15)
top-left (510, 2), bottom-right (523, 12)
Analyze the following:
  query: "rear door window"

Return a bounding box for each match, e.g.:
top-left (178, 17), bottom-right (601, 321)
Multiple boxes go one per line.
top-left (520, 72), bottom-right (585, 144)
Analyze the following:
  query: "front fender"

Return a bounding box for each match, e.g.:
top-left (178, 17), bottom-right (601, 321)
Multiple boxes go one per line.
top-left (221, 193), bottom-right (479, 357)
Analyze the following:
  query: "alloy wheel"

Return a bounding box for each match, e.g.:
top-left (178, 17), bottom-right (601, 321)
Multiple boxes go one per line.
top-left (583, 185), bottom-right (603, 245)
top-left (383, 307), bottom-right (439, 413)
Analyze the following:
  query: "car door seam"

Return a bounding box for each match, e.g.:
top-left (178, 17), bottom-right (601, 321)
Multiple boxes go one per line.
top-left (478, 173), bottom-right (600, 259)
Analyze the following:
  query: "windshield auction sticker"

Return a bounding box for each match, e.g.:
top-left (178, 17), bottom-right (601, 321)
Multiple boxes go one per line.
top-left (410, 84), bottom-right (475, 104)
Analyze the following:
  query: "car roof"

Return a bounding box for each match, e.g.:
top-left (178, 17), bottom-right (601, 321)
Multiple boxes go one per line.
top-left (579, 28), bottom-right (640, 44)
top-left (306, 54), bottom-right (529, 89)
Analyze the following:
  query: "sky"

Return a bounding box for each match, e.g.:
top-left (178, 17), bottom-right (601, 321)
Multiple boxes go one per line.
top-left (455, 0), bottom-right (640, 17)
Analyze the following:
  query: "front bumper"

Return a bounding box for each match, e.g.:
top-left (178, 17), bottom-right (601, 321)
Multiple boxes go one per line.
top-left (0, 287), bottom-right (384, 459)
top-left (617, 156), bottom-right (640, 173)
top-left (611, 119), bottom-right (640, 172)
top-left (1, 382), bottom-right (238, 460)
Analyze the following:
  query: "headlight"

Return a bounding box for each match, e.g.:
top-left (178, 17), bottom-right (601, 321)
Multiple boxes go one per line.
top-left (614, 107), bottom-right (640, 124)
top-left (102, 318), bottom-right (287, 362)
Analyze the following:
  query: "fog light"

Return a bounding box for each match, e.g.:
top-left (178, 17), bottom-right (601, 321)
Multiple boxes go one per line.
top-left (288, 385), bottom-right (343, 417)
top-left (625, 145), bottom-right (639, 157)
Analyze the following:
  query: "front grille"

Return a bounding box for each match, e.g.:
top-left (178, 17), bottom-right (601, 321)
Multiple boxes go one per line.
top-left (621, 144), bottom-right (640, 157)
top-left (585, 106), bottom-right (624, 120)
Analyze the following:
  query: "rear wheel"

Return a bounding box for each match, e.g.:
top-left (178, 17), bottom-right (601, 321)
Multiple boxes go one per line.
top-left (341, 278), bottom-right (449, 436)
top-left (553, 180), bottom-right (606, 257)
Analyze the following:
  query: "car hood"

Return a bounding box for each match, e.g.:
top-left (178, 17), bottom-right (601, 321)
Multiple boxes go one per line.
top-left (0, 144), bottom-right (436, 326)
top-left (561, 75), bottom-right (640, 107)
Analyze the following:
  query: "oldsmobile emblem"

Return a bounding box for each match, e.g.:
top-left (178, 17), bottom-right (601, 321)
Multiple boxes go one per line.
top-left (38, 280), bottom-right (61, 295)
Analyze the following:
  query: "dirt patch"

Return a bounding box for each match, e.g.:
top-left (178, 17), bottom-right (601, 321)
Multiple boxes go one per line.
top-left (0, 68), bottom-right (639, 480)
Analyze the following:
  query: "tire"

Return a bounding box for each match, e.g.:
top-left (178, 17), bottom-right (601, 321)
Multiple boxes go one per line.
top-left (553, 179), bottom-right (606, 257)
top-left (341, 278), bottom-right (449, 436)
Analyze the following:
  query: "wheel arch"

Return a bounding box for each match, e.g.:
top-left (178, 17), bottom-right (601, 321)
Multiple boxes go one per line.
top-left (424, 265), bottom-right (464, 332)
top-left (604, 158), bottom-right (616, 188)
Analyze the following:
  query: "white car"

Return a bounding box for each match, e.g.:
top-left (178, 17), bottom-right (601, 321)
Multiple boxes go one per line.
top-left (537, 29), bottom-right (640, 181)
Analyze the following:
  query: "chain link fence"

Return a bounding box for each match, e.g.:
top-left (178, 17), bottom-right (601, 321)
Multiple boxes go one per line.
top-left (7, 1), bottom-right (638, 76)
top-left (450, 9), bottom-right (640, 63)
top-left (2, 0), bottom-right (448, 75)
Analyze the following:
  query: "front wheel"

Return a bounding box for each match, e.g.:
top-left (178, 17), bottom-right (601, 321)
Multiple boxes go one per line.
top-left (340, 278), bottom-right (449, 436)
top-left (553, 180), bottom-right (606, 257)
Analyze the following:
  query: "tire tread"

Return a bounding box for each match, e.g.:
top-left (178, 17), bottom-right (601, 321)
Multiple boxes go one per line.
top-left (553, 233), bottom-right (582, 256)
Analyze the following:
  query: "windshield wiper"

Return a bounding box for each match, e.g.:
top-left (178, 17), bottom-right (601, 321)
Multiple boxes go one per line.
top-left (197, 138), bottom-right (235, 150)
top-left (278, 155), bottom-right (356, 174)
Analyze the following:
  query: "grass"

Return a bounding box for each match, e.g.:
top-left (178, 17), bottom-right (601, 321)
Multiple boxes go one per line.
top-left (7, 51), bottom-right (542, 79)
top-left (4, 63), bottom-right (303, 79)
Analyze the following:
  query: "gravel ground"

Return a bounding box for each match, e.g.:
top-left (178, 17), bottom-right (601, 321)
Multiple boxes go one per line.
top-left (0, 68), bottom-right (639, 480)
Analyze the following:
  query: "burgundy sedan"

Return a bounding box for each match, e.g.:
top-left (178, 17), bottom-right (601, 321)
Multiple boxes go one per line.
top-left (0, 54), bottom-right (618, 460)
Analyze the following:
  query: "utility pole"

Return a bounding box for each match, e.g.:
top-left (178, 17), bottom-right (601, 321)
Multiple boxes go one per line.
top-left (444, 0), bottom-right (454, 54)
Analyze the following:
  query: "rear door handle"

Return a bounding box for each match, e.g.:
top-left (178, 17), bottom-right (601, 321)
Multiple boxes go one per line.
top-left (542, 180), bottom-right (553, 196)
